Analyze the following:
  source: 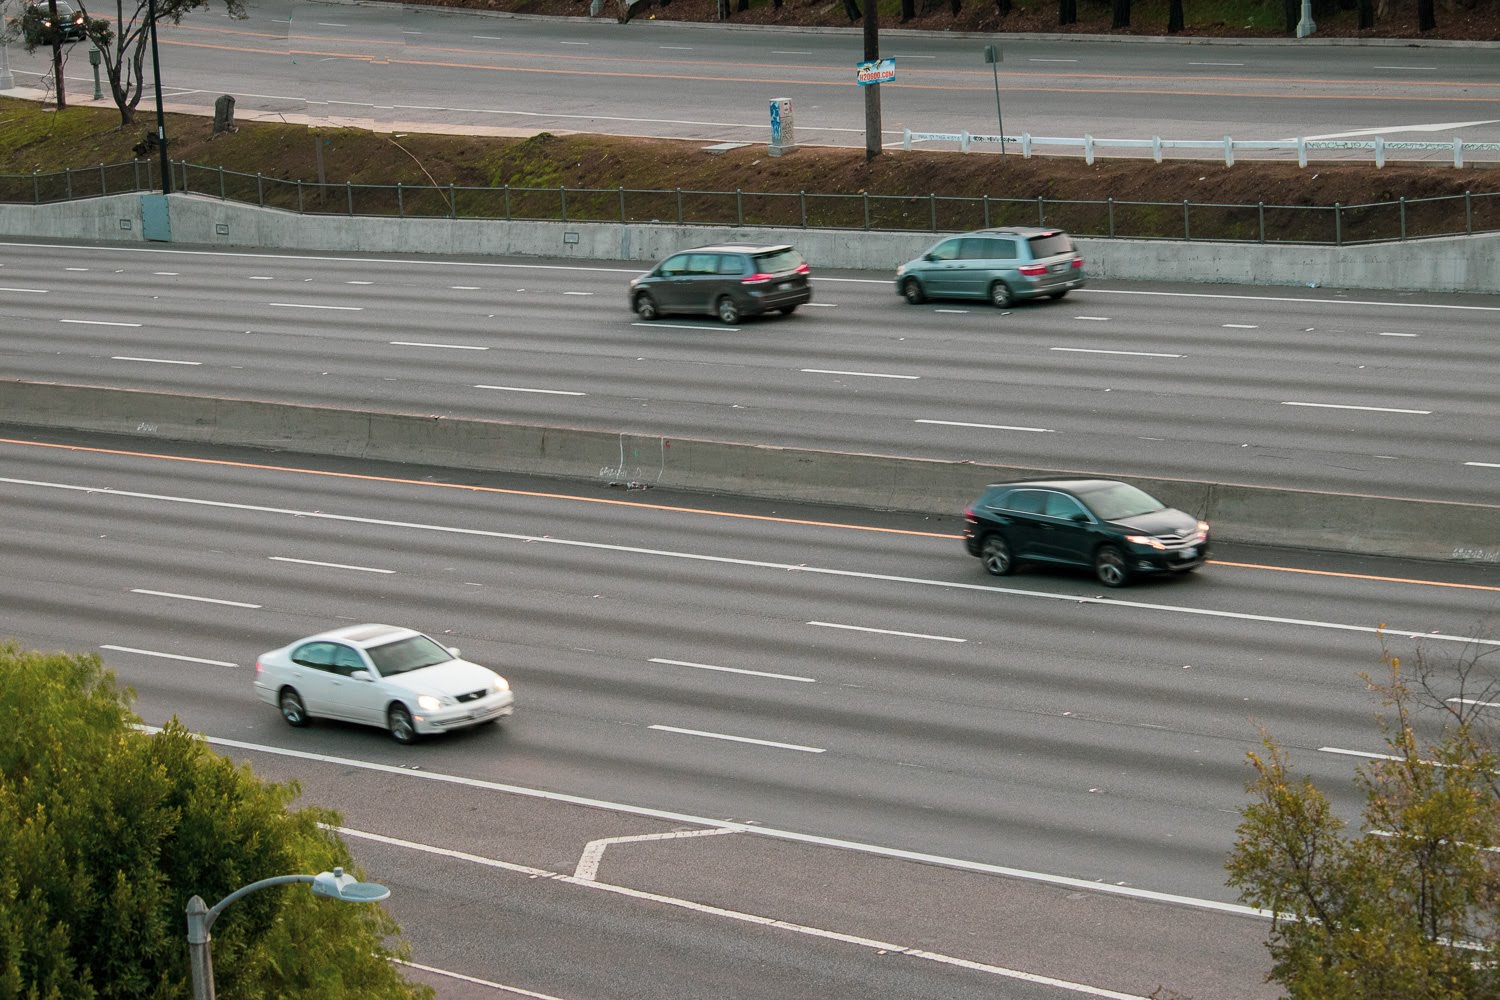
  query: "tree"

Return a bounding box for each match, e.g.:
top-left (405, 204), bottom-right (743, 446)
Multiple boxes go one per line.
top-left (0, 642), bottom-right (432, 1000)
top-left (1226, 644), bottom-right (1500, 1000)
top-left (1417, 0), bottom-right (1436, 30)
top-left (1167, 0), bottom-right (1184, 33)
top-left (32, 0), bottom-right (248, 126)
top-left (1059, 0), bottom-right (1077, 24)
top-left (1112, 0), bottom-right (1131, 27)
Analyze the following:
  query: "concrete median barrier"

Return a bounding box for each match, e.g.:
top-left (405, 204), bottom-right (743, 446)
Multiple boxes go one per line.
top-left (3, 379), bottom-right (1495, 564)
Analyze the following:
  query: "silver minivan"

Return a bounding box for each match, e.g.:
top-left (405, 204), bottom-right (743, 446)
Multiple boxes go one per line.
top-left (895, 227), bottom-right (1085, 308)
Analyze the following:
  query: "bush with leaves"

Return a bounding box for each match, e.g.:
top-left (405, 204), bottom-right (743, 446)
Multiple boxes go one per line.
top-left (1227, 643), bottom-right (1500, 1000)
top-left (0, 641), bottom-right (431, 1000)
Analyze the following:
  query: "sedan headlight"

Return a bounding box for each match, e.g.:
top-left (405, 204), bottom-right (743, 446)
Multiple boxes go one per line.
top-left (489, 677), bottom-right (509, 694)
top-left (416, 694), bottom-right (444, 712)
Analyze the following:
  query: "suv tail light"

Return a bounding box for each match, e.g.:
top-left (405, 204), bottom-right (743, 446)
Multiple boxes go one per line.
top-left (255, 659), bottom-right (263, 675)
top-left (1017, 264), bottom-right (1048, 277)
top-left (742, 273), bottom-right (773, 285)
top-left (963, 506), bottom-right (979, 523)
top-left (1071, 258), bottom-right (1084, 269)
top-left (794, 263), bottom-right (810, 275)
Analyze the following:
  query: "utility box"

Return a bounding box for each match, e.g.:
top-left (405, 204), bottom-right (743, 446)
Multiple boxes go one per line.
top-left (212, 94), bottom-right (236, 137)
top-left (768, 98), bottom-right (796, 157)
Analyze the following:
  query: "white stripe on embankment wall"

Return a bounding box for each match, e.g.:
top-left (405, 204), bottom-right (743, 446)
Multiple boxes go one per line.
top-left (2, 380), bottom-right (1496, 562)
top-left (2, 192), bottom-right (1498, 294)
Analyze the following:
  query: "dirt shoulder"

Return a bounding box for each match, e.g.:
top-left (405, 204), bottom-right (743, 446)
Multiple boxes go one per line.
top-left (450, 0), bottom-right (1500, 42)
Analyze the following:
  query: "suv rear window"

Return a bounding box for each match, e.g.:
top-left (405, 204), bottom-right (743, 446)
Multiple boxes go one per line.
top-left (1026, 233), bottom-right (1074, 259)
top-left (752, 248), bottom-right (804, 274)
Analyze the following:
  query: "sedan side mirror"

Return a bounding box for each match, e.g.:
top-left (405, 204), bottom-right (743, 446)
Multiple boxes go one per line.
top-left (1072, 513), bottom-right (1090, 523)
top-left (923, 253), bottom-right (937, 262)
top-left (350, 669), bottom-right (374, 682)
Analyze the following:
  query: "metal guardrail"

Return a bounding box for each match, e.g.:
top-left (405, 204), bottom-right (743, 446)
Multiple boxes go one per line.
top-left (901, 129), bottom-right (1500, 168)
top-left (3, 160), bottom-right (1498, 247)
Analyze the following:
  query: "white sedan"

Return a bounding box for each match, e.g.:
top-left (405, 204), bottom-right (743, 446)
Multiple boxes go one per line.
top-left (254, 624), bottom-right (514, 744)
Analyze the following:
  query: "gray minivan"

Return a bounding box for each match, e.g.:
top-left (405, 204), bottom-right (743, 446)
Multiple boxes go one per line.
top-left (895, 227), bottom-right (1085, 308)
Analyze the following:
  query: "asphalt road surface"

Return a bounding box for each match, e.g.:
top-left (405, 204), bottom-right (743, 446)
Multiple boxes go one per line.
top-left (4, 239), bottom-right (1499, 504)
top-left (8, 2), bottom-right (1500, 154)
top-left (4, 431), bottom-right (1499, 998)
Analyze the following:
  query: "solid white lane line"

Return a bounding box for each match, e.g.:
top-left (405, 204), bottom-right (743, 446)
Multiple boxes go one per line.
top-left (1029, 57), bottom-right (1078, 62)
top-left (474, 384), bottom-right (587, 396)
top-left (1050, 347), bottom-right (1184, 358)
top-left (64, 267), bottom-right (89, 271)
top-left (130, 588), bottom-right (261, 608)
top-left (248, 275), bottom-right (274, 280)
top-left (649, 724), bottom-right (826, 753)
top-left (632, 321), bottom-right (737, 331)
top-left (809, 621), bottom-right (965, 643)
top-left (1448, 697), bottom-right (1500, 709)
top-left (562, 290), bottom-right (593, 296)
top-left (1466, 461), bottom-right (1500, 468)
top-left (650, 657), bottom-right (816, 683)
top-left (391, 341), bottom-right (488, 351)
top-left (1379, 331), bottom-right (1419, 337)
top-left (153, 272), bottom-right (179, 276)
top-left (659, 45), bottom-right (693, 49)
top-left (0, 286), bottom-right (47, 293)
top-left (346, 280), bottom-right (373, 285)
top-left (916, 419), bottom-right (1054, 433)
top-left (575, 828), bottom-right (732, 881)
top-left (1221, 323), bottom-right (1258, 329)
top-left (153, 728), bottom-right (1265, 921)
top-left (392, 959), bottom-right (571, 999)
top-left (268, 302), bottom-right (362, 310)
top-left (15, 477), bottom-right (1494, 648)
top-left (343, 827), bottom-right (1150, 1000)
top-left (1189, 61), bottom-right (1244, 66)
top-left (60, 318), bottom-right (141, 327)
top-left (269, 555), bottom-right (393, 574)
top-left (801, 368), bottom-right (920, 380)
top-left (100, 644), bottom-right (237, 667)
top-left (316, 21), bottom-right (347, 26)
top-left (1282, 401), bottom-right (1431, 415)
top-left (1372, 64), bottom-right (1436, 70)
top-left (1073, 315), bottom-right (1110, 321)
top-left (934, 308), bottom-right (968, 313)
top-left (804, 302), bottom-right (837, 307)
top-left (112, 356), bottom-right (202, 366)
top-left (558, 40), bottom-right (588, 44)
top-left (772, 49), bottom-right (814, 54)
top-left (471, 34), bottom-right (508, 39)
top-left (450, 285), bottom-right (480, 290)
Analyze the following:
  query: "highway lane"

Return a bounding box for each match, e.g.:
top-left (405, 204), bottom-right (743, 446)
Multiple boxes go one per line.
top-left (6, 432), bottom-right (1497, 996)
top-left (7, 3), bottom-right (1500, 152)
top-left (4, 239), bottom-right (1500, 503)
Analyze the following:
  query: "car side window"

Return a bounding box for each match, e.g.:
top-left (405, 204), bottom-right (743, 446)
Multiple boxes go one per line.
top-left (329, 644), bottom-right (367, 677)
top-left (1001, 490), bottom-right (1047, 514)
top-left (686, 253), bottom-right (720, 275)
top-left (927, 239), bottom-right (962, 262)
top-left (717, 255), bottom-right (746, 275)
top-left (985, 238), bottom-right (1019, 261)
top-left (291, 642), bottom-right (336, 670)
top-left (1043, 492), bottom-right (1089, 520)
top-left (957, 237), bottom-right (993, 260)
top-left (658, 254), bottom-right (689, 277)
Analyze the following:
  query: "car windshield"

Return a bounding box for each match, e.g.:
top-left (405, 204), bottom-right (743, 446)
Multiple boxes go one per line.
top-left (753, 248), bottom-right (803, 274)
top-left (1027, 233), bottom-right (1073, 258)
top-left (366, 635), bottom-right (453, 677)
top-left (1082, 483), bottom-right (1166, 521)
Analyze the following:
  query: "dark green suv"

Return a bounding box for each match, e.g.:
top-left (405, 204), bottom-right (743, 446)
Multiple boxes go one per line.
top-left (963, 479), bottom-right (1209, 587)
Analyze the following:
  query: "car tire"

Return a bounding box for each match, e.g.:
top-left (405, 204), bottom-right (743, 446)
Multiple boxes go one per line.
top-left (716, 296), bottom-right (741, 325)
top-left (1094, 545), bottom-right (1130, 588)
top-left (634, 292), bottom-right (660, 320)
top-left (1048, 290), bottom-right (1069, 301)
top-left (388, 704), bottom-right (419, 745)
top-left (279, 688), bottom-right (310, 728)
top-left (901, 277), bottom-right (926, 305)
top-left (980, 534), bottom-right (1016, 576)
top-left (989, 282), bottom-right (1014, 309)
top-left (779, 305), bottom-right (798, 316)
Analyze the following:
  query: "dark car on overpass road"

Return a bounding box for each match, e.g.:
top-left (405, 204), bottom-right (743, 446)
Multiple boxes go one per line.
top-left (963, 479), bottom-right (1209, 587)
top-left (629, 243), bottom-right (812, 325)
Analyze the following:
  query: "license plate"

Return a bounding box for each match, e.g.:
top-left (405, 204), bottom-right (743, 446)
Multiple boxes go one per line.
top-left (1180, 547), bottom-right (1198, 559)
top-left (778, 281), bottom-right (791, 289)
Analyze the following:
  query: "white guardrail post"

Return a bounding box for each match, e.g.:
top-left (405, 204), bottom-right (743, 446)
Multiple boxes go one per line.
top-left (902, 127), bottom-right (911, 150)
top-left (1224, 137), bottom-right (1233, 166)
top-left (1375, 136), bottom-right (1385, 168)
top-left (1454, 137), bottom-right (1463, 168)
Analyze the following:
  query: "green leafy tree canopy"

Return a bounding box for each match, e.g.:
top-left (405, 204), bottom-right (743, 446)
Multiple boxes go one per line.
top-left (0, 641), bottom-right (431, 1000)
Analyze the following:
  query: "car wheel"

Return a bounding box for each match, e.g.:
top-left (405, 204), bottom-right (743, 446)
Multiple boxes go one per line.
top-left (989, 282), bottom-right (1014, 309)
top-left (634, 292), bottom-right (659, 320)
top-left (279, 688), bottom-right (310, 728)
top-left (901, 277), bottom-right (926, 305)
top-left (388, 704), bottom-right (418, 745)
top-left (779, 305), bottom-right (798, 316)
top-left (716, 296), bottom-right (741, 325)
top-left (1094, 545), bottom-right (1130, 588)
top-left (1048, 290), bottom-right (1069, 301)
top-left (980, 534), bottom-right (1015, 576)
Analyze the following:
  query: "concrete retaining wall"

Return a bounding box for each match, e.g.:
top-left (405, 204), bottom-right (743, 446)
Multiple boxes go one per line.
top-left (3, 192), bottom-right (1497, 294)
top-left (4, 379), bottom-right (1496, 563)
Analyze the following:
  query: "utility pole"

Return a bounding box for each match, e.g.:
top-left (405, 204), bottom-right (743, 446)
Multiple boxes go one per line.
top-left (147, 0), bottom-right (171, 193)
top-left (863, 0), bottom-right (880, 161)
top-left (46, 0), bottom-right (65, 107)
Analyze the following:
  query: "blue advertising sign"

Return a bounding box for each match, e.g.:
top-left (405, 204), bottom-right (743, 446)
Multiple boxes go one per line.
top-left (855, 58), bottom-right (896, 86)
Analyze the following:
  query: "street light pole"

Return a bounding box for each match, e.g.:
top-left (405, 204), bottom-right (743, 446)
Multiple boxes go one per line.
top-left (1295, 0), bottom-right (1316, 37)
top-left (185, 868), bottom-right (391, 1000)
top-left (147, 0), bottom-right (170, 193)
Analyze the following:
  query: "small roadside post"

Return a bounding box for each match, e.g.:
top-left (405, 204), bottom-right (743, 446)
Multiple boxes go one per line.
top-left (983, 44), bottom-right (1005, 157)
